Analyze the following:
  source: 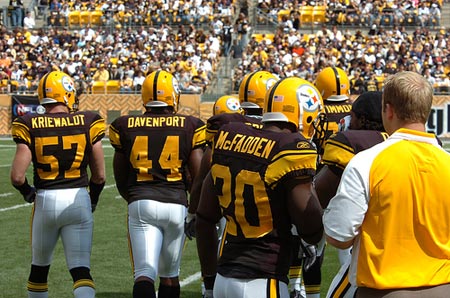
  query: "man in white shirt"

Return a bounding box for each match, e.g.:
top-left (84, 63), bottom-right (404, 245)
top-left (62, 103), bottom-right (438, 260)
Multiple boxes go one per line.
top-left (23, 11), bottom-right (35, 29)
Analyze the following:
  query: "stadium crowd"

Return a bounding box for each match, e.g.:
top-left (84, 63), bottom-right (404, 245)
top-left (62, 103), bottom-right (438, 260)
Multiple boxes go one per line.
top-left (234, 23), bottom-right (450, 94)
top-left (0, 0), bottom-right (450, 96)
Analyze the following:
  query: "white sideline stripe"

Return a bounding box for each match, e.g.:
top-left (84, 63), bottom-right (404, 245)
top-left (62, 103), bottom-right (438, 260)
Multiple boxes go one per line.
top-left (0, 203), bottom-right (31, 211)
top-left (0, 164), bottom-right (10, 168)
top-left (180, 272), bottom-right (202, 287)
top-left (0, 184), bottom-right (116, 212)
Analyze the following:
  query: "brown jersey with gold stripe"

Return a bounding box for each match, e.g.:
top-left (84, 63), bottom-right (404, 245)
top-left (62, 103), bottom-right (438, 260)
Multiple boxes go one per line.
top-left (11, 111), bottom-right (105, 189)
top-left (206, 113), bottom-right (262, 146)
top-left (321, 130), bottom-right (389, 172)
top-left (211, 122), bottom-right (317, 283)
top-left (323, 101), bottom-right (352, 139)
top-left (109, 112), bottom-right (206, 206)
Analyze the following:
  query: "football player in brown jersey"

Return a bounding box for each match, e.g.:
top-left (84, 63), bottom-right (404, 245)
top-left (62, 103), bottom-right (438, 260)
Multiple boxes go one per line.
top-left (186, 70), bottom-right (279, 239)
top-left (109, 70), bottom-right (206, 298)
top-left (314, 66), bottom-right (352, 144)
top-left (196, 77), bottom-right (324, 298)
top-left (186, 94), bottom-right (262, 298)
top-left (10, 70), bottom-right (106, 298)
top-left (314, 91), bottom-right (387, 298)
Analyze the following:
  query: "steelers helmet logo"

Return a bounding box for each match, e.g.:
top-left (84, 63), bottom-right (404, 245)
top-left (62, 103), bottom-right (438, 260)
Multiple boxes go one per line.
top-left (297, 84), bottom-right (320, 112)
top-left (225, 97), bottom-right (241, 112)
top-left (61, 75), bottom-right (75, 92)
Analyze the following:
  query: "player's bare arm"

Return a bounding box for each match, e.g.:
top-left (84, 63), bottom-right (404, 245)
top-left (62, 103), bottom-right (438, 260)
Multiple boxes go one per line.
top-left (196, 172), bottom-right (221, 283)
top-left (288, 180), bottom-right (324, 245)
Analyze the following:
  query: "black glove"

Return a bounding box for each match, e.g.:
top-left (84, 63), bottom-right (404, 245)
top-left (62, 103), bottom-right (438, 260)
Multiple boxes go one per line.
top-left (13, 178), bottom-right (36, 203)
top-left (184, 213), bottom-right (196, 240)
top-left (89, 180), bottom-right (105, 213)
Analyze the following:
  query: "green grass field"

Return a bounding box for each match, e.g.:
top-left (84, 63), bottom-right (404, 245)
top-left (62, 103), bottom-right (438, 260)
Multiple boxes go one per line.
top-left (2, 138), bottom-right (448, 297)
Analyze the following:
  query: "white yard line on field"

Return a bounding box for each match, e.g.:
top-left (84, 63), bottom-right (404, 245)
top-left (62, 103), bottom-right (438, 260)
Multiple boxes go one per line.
top-left (0, 203), bottom-right (31, 212)
top-left (180, 272), bottom-right (202, 287)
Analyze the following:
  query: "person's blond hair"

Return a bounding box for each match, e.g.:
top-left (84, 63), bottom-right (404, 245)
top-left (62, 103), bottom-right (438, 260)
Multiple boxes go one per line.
top-left (382, 71), bottom-right (433, 123)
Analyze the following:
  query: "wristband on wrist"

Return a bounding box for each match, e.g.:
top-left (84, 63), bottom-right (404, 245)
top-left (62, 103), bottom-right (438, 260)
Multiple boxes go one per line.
top-left (203, 275), bottom-right (216, 290)
top-left (13, 178), bottom-right (32, 195)
top-left (89, 180), bottom-right (105, 205)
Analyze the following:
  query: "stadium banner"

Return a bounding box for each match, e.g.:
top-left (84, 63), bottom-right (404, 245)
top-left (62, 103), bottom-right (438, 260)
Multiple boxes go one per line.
top-left (10, 95), bottom-right (40, 122)
top-left (2, 94), bottom-right (450, 138)
top-left (427, 97), bottom-right (450, 138)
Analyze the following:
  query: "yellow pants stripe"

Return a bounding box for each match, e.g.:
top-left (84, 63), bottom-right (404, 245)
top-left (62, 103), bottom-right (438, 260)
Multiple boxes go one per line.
top-left (267, 278), bottom-right (280, 298)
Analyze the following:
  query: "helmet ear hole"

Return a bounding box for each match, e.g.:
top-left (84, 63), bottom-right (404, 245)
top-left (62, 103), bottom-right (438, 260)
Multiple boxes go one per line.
top-left (306, 116), bottom-right (313, 124)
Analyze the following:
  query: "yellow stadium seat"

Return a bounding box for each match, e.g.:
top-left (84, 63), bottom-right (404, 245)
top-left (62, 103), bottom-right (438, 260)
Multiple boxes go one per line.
top-left (90, 11), bottom-right (103, 26)
top-left (277, 9), bottom-right (291, 23)
top-left (251, 33), bottom-right (263, 43)
top-left (313, 5), bottom-right (327, 24)
top-left (106, 80), bottom-right (121, 94)
top-left (80, 11), bottom-right (91, 26)
top-left (299, 6), bottom-right (314, 26)
top-left (110, 57), bottom-right (118, 65)
top-left (91, 81), bottom-right (106, 94)
top-left (68, 11), bottom-right (80, 28)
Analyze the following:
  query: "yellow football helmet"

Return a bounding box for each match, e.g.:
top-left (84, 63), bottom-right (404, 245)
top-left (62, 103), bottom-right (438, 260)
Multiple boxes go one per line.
top-left (213, 95), bottom-right (244, 116)
top-left (38, 71), bottom-right (78, 112)
top-left (263, 77), bottom-right (326, 141)
top-left (314, 66), bottom-right (350, 101)
top-left (239, 70), bottom-right (279, 110)
top-left (142, 70), bottom-right (180, 112)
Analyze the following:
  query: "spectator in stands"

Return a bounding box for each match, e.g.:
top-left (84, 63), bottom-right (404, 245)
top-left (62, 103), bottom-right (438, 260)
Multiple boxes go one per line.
top-left (191, 68), bottom-right (209, 92)
top-left (133, 70), bottom-right (145, 92)
top-left (49, 0), bottom-right (62, 12)
top-left (178, 69), bottom-right (202, 94)
top-left (23, 11), bottom-right (35, 29)
top-left (222, 17), bottom-right (234, 57)
top-left (9, 0), bottom-right (24, 27)
top-left (235, 12), bottom-right (250, 50)
top-left (119, 73), bottom-right (134, 94)
top-left (418, 2), bottom-right (431, 27)
top-left (92, 63), bottom-right (109, 82)
top-left (429, 3), bottom-right (441, 29)
top-left (109, 64), bottom-right (121, 80)
top-left (16, 73), bottom-right (28, 93)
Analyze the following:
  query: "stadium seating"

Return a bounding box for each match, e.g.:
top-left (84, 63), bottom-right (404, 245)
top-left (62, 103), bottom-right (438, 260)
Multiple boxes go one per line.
top-left (277, 9), bottom-right (291, 23)
top-left (106, 80), bottom-right (121, 94)
top-left (299, 6), bottom-right (313, 26)
top-left (90, 11), bottom-right (103, 27)
top-left (80, 11), bottom-right (91, 27)
top-left (91, 81), bottom-right (106, 94)
top-left (312, 5), bottom-right (327, 24)
top-left (68, 11), bottom-right (80, 28)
